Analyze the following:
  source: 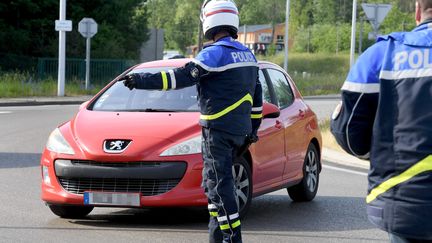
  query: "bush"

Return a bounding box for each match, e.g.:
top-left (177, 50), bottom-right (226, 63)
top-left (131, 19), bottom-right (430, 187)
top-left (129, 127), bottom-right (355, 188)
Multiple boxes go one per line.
top-left (293, 23), bottom-right (375, 53)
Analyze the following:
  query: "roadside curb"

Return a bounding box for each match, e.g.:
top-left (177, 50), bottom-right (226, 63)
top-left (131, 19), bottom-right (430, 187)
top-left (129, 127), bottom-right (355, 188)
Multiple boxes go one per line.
top-left (322, 147), bottom-right (369, 170)
top-left (0, 96), bottom-right (92, 107)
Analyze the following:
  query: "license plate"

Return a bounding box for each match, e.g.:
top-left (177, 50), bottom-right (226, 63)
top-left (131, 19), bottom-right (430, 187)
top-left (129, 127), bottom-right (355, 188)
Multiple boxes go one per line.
top-left (84, 192), bottom-right (141, 206)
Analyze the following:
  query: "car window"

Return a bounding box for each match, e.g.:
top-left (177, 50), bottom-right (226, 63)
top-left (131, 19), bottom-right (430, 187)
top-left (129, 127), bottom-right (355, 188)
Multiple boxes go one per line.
top-left (266, 68), bottom-right (294, 109)
top-left (259, 70), bottom-right (272, 103)
top-left (91, 67), bottom-right (199, 112)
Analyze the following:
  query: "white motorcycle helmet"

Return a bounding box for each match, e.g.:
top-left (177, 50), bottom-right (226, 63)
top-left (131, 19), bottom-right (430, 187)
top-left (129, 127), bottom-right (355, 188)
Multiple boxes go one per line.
top-left (200, 0), bottom-right (239, 40)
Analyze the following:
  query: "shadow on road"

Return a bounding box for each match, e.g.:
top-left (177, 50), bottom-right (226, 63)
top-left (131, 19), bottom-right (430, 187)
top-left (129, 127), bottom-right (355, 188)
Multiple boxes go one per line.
top-left (0, 152), bottom-right (41, 168)
top-left (69, 194), bottom-right (375, 233)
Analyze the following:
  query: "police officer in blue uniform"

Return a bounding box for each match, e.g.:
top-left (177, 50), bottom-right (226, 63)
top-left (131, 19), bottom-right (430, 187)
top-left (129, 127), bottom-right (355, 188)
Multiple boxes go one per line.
top-left (121, 1), bottom-right (262, 242)
top-left (331, 0), bottom-right (432, 242)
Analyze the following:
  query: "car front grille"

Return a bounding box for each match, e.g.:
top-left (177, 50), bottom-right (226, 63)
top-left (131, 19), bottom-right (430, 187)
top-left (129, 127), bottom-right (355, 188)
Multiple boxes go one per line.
top-left (58, 177), bottom-right (181, 196)
top-left (56, 160), bottom-right (186, 196)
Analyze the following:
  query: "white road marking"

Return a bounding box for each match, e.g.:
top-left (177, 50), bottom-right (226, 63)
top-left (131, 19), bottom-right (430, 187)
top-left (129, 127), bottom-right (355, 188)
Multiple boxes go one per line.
top-left (0, 111), bottom-right (12, 114)
top-left (323, 164), bottom-right (368, 176)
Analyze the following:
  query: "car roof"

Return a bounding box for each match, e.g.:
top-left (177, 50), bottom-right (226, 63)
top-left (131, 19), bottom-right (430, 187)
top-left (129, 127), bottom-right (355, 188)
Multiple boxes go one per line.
top-left (133, 58), bottom-right (282, 71)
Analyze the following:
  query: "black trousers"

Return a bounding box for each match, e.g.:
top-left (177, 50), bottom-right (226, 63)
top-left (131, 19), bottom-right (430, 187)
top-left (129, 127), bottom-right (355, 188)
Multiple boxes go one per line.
top-left (202, 128), bottom-right (245, 243)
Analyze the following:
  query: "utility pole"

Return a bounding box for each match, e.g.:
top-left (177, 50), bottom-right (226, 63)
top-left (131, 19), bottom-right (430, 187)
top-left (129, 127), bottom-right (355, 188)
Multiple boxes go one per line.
top-left (350, 0), bottom-right (358, 67)
top-left (283, 0), bottom-right (290, 71)
top-left (243, 25), bottom-right (247, 46)
top-left (359, 17), bottom-right (363, 55)
top-left (336, 23), bottom-right (339, 54)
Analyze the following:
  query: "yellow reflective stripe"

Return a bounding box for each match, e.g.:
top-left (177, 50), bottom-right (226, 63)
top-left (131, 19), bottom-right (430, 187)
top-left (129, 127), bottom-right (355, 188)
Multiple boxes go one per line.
top-left (161, 71), bottom-right (168, 90)
top-left (200, 94), bottom-right (253, 120)
top-left (220, 224), bottom-right (230, 230)
top-left (219, 220), bottom-right (241, 230)
top-left (231, 220), bottom-right (241, 229)
top-left (209, 212), bottom-right (218, 217)
top-left (251, 113), bottom-right (263, 119)
top-left (366, 155), bottom-right (432, 203)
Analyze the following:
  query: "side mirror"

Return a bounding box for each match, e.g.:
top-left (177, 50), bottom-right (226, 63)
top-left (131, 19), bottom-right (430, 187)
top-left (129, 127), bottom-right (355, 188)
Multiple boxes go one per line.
top-left (262, 102), bottom-right (280, 119)
top-left (79, 101), bottom-right (90, 110)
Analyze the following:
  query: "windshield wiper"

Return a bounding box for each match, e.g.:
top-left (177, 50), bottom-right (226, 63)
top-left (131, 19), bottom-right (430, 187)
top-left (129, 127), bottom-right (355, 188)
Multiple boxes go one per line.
top-left (125, 108), bottom-right (179, 112)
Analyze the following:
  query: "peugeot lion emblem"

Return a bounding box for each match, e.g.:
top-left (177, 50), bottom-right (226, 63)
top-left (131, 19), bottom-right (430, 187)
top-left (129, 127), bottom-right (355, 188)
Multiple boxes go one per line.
top-left (103, 139), bottom-right (132, 153)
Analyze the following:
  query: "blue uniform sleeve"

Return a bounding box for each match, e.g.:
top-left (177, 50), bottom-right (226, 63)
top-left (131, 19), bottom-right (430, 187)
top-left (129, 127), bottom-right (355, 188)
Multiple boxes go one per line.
top-left (133, 62), bottom-right (208, 90)
top-left (330, 42), bottom-right (384, 159)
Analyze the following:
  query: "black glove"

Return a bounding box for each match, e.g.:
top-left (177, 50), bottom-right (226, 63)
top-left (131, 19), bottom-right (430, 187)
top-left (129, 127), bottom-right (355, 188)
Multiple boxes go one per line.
top-left (247, 133), bottom-right (259, 144)
top-left (121, 74), bottom-right (138, 90)
top-left (237, 133), bottom-right (259, 157)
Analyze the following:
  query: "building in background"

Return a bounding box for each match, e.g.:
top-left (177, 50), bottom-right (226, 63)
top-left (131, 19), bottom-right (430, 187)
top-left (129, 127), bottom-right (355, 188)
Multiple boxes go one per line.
top-left (237, 23), bottom-right (287, 55)
top-left (186, 23), bottom-right (289, 57)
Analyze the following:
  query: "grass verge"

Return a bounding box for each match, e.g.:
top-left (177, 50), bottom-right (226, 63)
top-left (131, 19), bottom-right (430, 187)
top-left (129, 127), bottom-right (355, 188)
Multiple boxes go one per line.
top-left (0, 72), bottom-right (102, 98)
top-left (259, 52), bottom-right (349, 96)
top-left (319, 119), bottom-right (344, 153)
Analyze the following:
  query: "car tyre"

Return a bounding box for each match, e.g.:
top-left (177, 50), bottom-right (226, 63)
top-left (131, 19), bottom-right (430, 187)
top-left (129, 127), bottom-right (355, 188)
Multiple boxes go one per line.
top-left (233, 156), bottom-right (252, 218)
top-left (48, 205), bottom-right (94, 219)
top-left (288, 143), bottom-right (320, 202)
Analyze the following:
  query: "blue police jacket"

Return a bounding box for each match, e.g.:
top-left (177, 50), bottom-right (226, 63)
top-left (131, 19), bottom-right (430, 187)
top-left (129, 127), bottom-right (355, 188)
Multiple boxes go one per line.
top-left (133, 36), bottom-right (263, 136)
top-left (331, 22), bottom-right (432, 239)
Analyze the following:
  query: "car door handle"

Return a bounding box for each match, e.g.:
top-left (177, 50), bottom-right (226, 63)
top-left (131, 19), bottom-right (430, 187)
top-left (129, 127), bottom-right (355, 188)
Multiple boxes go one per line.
top-left (275, 120), bottom-right (283, 129)
top-left (299, 109), bottom-right (305, 118)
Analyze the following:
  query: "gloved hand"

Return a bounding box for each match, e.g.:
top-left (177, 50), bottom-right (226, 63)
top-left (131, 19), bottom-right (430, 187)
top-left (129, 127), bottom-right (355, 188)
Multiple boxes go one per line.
top-left (120, 74), bottom-right (138, 90)
top-left (237, 133), bottom-right (259, 157)
top-left (247, 133), bottom-right (259, 144)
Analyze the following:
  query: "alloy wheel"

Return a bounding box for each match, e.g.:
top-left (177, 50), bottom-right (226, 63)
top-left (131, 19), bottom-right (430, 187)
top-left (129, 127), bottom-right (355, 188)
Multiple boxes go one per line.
top-left (232, 162), bottom-right (250, 212)
top-left (305, 149), bottom-right (318, 192)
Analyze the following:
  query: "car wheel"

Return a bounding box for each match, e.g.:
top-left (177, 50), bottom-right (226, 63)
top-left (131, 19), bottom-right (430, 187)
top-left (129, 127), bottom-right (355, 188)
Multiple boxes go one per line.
top-left (48, 205), bottom-right (94, 219)
top-left (288, 143), bottom-right (320, 202)
top-left (232, 156), bottom-right (252, 218)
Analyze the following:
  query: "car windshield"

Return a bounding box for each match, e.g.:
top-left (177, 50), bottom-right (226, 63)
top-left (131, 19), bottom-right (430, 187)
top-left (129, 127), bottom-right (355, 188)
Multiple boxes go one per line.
top-left (91, 67), bottom-right (199, 112)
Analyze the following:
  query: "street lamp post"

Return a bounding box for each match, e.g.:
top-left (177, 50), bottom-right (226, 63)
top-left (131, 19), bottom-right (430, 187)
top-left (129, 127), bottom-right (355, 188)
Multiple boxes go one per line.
top-left (350, 0), bottom-right (358, 67)
top-left (58, 0), bottom-right (66, 96)
top-left (284, 0), bottom-right (290, 72)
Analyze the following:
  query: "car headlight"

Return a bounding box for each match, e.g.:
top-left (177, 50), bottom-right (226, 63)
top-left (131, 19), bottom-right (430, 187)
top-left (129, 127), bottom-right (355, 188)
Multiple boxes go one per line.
top-left (46, 128), bottom-right (75, 155)
top-left (160, 135), bottom-right (202, 156)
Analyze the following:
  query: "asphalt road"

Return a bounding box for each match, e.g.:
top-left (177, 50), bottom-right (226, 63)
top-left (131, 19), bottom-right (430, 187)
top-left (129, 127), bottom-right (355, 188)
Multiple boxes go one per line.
top-left (0, 104), bottom-right (388, 243)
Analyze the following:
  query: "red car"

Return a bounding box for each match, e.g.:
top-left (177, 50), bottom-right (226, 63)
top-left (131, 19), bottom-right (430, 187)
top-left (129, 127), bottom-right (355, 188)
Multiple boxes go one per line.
top-left (41, 59), bottom-right (322, 218)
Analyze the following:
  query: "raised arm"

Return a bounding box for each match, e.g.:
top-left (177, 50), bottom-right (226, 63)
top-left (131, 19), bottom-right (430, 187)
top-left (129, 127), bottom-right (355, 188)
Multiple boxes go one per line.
top-left (122, 62), bottom-right (208, 90)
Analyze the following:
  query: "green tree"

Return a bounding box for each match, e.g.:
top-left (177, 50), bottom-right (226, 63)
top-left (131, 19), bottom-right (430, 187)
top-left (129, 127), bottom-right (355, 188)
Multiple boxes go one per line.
top-left (313, 0), bottom-right (337, 24)
top-left (0, 0), bottom-right (148, 60)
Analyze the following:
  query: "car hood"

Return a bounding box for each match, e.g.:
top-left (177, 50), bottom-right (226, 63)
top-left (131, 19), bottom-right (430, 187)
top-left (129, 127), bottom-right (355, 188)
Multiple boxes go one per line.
top-left (69, 109), bottom-right (201, 158)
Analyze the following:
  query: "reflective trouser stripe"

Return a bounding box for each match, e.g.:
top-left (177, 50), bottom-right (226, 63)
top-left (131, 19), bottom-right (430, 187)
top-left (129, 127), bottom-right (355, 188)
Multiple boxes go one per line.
top-left (251, 113), bottom-right (263, 119)
top-left (200, 94), bottom-right (253, 120)
top-left (366, 155), bottom-right (432, 203)
top-left (161, 71), bottom-right (168, 90)
top-left (220, 220), bottom-right (241, 230)
top-left (208, 204), bottom-right (218, 217)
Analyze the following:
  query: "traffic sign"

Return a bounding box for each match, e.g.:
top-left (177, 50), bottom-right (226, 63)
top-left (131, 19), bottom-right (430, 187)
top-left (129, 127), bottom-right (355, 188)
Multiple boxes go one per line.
top-left (362, 3), bottom-right (392, 31)
top-left (78, 18), bottom-right (98, 38)
top-left (55, 20), bottom-right (72, 31)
